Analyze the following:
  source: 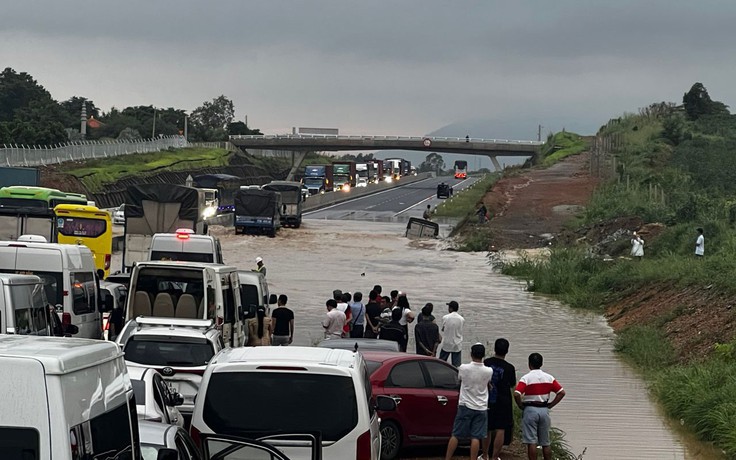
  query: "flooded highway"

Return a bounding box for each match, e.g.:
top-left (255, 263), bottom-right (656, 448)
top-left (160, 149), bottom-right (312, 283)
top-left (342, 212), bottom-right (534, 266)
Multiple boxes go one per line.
top-left (212, 219), bottom-right (721, 459)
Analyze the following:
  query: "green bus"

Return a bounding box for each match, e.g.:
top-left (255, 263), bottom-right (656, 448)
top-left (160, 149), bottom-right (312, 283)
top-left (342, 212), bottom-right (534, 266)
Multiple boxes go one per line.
top-left (0, 186), bottom-right (88, 209)
top-left (0, 186), bottom-right (88, 241)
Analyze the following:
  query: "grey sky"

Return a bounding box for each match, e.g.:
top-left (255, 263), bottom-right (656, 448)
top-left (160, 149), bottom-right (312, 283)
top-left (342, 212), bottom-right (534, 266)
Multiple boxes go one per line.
top-left (2, 1), bottom-right (735, 139)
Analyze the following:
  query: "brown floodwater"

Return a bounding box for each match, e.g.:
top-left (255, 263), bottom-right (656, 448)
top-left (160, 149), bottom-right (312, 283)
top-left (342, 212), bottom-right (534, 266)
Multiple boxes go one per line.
top-left (140, 220), bottom-right (723, 459)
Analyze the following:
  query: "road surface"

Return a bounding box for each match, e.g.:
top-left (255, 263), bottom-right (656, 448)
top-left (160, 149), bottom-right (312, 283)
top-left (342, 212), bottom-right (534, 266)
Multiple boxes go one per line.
top-left (304, 175), bottom-right (480, 222)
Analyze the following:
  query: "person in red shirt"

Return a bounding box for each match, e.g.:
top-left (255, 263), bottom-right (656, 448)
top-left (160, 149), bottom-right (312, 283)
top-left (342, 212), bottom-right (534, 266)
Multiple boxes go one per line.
top-left (514, 353), bottom-right (566, 460)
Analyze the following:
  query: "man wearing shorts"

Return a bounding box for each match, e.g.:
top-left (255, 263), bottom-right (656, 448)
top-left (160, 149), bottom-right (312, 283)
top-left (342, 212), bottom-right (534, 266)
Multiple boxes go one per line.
top-left (480, 338), bottom-right (516, 460)
top-left (444, 343), bottom-right (493, 460)
top-left (514, 353), bottom-right (566, 460)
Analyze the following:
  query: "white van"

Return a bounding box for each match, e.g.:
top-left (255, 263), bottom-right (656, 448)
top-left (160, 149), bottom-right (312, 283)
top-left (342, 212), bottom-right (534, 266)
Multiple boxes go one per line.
top-left (125, 261), bottom-right (246, 347)
top-left (148, 229), bottom-right (223, 264)
top-left (0, 273), bottom-right (52, 336)
top-left (190, 346), bottom-right (396, 460)
top-left (0, 239), bottom-right (103, 339)
top-left (0, 335), bottom-right (140, 459)
top-left (238, 270), bottom-right (275, 317)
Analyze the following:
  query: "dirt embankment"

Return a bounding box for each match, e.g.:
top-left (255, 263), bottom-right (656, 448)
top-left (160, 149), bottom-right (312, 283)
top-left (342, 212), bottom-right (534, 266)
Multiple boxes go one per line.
top-left (482, 151), bottom-right (736, 364)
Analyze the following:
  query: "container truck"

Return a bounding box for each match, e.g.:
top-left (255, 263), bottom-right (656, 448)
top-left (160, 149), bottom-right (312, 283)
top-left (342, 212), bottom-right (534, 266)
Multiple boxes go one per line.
top-left (385, 158), bottom-right (403, 181)
top-left (401, 159), bottom-right (412, 177)
top-left (368, 160), bottom-right (384, 183)
top-left (332, 161), bottom-right (356, 191)
top-left (303, 164), bottom-right (334, 195)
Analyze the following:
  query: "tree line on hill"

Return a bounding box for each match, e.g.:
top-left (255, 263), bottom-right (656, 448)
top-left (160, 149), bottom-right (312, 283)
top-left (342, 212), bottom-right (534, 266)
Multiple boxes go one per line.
top-left (0, 67), bottom-right (260, 146)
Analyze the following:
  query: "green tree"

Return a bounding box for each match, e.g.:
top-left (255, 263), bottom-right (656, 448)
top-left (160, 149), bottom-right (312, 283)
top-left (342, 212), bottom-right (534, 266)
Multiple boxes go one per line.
top-left (419, 152), bottom-right (445, 173)
top-left (0, 67), bottom-right (54, 123)
top-left (661, 113), bottom-right (686, 145)
top-left (190, 95), bottom-right (235, 141)
top-left (683, 82), bottom-right (729, 120)
top-left (228, 121), bottom-right (261, 136)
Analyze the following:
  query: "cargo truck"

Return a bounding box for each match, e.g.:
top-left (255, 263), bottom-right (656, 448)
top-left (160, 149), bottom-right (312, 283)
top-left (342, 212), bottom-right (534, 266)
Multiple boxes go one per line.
top-left (234, 188), bottom-right (282, 236)
top-left (262, 181), bottom-right (303, 228)
top-left (332, 161), bottom-right (356, 191)
top-left (303, 164), bottom-right (334, 195)
top-left (122, 184), bottom-right (206, 271)
top-left (401, 159), bottom-right (412, 177)
top-left (368, 160), bottom-right (384, 183)
top-left (385, 158), bottom-right (403, 181)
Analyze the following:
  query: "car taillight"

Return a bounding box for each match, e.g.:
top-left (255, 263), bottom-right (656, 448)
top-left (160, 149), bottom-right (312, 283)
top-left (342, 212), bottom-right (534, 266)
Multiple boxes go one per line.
top-left (104, 254), bottom-right (111, 270)
top-left (103, 319), bottom-right (109, 330)
top-left (62, 312), bottom-right (71, 325)
top-left (190, 424), bottom-right (201, 447)
top-left (356, 429), bottom-right (372, 460)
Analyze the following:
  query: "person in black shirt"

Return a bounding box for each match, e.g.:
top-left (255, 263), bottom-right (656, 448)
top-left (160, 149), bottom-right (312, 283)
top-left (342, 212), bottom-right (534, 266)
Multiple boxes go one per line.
top-left (378, 308), bottom-right (405, 348)
top-left (270, 294), bottom-right (294, 346)
top-left (363, 290), bottom-right (383, 339)
top-left (415, 305), bottom-right (441, 356)
top-left (481, 338), bottom-right (516, 460)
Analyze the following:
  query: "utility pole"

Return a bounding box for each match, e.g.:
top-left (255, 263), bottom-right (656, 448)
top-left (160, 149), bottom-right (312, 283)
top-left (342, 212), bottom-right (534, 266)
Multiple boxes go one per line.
top-left (151, 107), bottom-right (157, 139)
top-left (538, 124), bottom-right (543, 142)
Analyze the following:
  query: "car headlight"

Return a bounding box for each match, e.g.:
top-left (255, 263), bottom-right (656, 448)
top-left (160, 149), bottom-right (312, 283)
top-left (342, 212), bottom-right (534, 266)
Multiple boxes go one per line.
top-left (343, 185), bottom-right (351, 192)
top-left (202, 207), bottom-right (216, 218)
top-left (385, 177), bottom-right (392, 183)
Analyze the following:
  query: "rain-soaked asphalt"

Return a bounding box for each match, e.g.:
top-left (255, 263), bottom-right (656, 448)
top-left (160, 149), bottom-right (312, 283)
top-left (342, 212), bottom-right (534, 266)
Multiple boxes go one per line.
top-left (210, 219), bottom-right (720, 459)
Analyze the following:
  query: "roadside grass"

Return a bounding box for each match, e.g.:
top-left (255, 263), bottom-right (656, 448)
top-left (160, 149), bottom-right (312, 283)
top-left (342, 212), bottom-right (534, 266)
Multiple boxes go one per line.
top-left (64, 147), bottom-right (232, 192)
top-left (433, 174), bottom-right (499, 218)
top-left (541, 132), bottom-right (588, 166)
top-left (613, 325), bottom-right (676, 371)
top-left (652, 358), bottom-right (736, 456)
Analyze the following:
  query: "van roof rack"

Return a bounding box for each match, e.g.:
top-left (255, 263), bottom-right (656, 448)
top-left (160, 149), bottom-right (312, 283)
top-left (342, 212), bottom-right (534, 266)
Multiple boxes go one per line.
top-left (134, 316), bottom-right (213, 330)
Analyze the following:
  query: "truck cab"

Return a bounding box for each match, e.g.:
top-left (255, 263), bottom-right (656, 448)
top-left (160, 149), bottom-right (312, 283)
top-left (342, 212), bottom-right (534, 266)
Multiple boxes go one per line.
top-left (124, 261), bottom-right (246, 347)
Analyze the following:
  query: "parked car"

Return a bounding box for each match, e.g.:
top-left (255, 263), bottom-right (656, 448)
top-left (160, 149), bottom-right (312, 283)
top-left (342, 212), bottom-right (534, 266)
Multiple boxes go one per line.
top-left (140, 420), bottom-right (300, 460)
top-left (117, 317), bottom-right (224, 421)
top-left (113, 204), bottom-right (125, 225)
top-left (190, 346), bottom-right (396, 460)
top-left (361, 351), bottom-right (460, 460)
top-left (317, 338), bottom-right (400, 352)
top-left (128, 365), bottom-right (185, 427)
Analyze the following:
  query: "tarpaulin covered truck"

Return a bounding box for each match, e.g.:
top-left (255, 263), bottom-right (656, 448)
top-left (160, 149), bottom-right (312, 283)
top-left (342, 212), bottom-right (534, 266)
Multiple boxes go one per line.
top-left (262, 181), bottom-right (303, 228)
top-left (234, 188), bottom-right (282, 237)
top-left (122, 184), bottom-right (206, 271)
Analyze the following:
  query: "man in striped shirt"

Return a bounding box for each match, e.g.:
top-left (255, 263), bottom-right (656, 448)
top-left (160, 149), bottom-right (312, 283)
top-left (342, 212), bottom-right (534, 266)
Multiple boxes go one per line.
top-left (514, 353), bottom-right (566, 460)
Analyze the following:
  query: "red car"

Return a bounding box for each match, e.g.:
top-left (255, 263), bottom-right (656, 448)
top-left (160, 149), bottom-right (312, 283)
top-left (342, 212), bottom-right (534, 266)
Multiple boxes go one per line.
top-left (362, 351), bottom-right (460, 460)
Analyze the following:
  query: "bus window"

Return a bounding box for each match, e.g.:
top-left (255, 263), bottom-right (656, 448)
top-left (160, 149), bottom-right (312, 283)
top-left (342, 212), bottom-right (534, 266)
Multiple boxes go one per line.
top-left (58, 217), bottom-right (107, 237)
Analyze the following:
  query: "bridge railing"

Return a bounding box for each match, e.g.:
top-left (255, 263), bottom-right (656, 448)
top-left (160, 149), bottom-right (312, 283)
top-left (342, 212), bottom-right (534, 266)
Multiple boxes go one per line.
top-left (230, 134), bottom-right (543, 145)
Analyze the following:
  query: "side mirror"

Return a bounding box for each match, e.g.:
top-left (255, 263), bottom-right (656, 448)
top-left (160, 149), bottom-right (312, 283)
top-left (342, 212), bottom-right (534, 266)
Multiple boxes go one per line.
top-left (63, 324), bottom-right (80, 337)
top-left (375, 395), bottom-right (397, 412)
top-left (100, 295), bottom-right (114, 313)
top-left (157, 448), bottom-right (179, 460)
top-left (244, 305), bottom-right (257, 319)
top-left (167, 391), bottom-right (184, 407)
top-left (238, 305), bottom-right (245, 321)
top-left (268, 294), bottom-right (277, 305)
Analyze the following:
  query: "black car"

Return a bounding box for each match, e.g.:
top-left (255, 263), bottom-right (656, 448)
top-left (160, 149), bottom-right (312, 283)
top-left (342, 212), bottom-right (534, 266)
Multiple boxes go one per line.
top-left (437, 183), bottom-right (452, 199)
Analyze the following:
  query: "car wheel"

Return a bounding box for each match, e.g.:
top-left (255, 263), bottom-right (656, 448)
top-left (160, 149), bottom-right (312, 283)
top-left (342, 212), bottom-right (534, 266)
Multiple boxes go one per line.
top-left (380, 420), bottom-right (401, 460)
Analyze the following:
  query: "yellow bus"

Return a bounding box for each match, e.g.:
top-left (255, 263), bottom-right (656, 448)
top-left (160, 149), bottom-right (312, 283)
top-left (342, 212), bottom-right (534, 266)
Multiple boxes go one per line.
top-left (54, 204), bottom-right (113, 278)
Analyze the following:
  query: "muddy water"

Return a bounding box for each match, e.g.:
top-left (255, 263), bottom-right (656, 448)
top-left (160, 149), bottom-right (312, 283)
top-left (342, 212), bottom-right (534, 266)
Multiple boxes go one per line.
top-left (209, 220), bottom-right (718, 459)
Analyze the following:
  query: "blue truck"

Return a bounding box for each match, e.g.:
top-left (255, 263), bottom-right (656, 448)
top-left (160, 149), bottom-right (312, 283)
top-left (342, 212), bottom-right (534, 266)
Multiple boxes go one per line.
top-left (234, 188), bottom-right (282, 237)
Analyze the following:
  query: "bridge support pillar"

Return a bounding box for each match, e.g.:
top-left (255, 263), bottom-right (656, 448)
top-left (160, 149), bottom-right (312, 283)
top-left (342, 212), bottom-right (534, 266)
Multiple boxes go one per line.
top-left (489, 155), bottom-right (502, 172)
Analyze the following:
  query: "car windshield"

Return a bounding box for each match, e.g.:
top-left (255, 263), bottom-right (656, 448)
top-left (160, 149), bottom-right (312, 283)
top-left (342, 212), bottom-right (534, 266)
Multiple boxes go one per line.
top-left (203, 372), bottom-right (358, 442)
top-left (124, 337), bottom-right (215, 367)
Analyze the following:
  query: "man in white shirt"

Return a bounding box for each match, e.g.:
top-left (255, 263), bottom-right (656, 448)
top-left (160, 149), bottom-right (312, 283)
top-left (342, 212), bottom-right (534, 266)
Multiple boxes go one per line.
top-left (439, 301), bottom-right (464, 367)
top-left (444, 343), bottom-right (493, 460)
top-left (322, 299), bottom-right (346, 339)
top-left (695, 227), bottom-right (705, 257)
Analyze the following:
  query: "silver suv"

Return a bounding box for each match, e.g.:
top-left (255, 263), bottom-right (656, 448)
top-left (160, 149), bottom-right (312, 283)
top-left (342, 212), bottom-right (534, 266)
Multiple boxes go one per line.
top-left (117, 317), bottom-right (224, 420)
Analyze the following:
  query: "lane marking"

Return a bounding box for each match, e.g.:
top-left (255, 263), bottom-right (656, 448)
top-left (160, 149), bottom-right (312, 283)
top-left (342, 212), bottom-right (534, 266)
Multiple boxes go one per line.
top-left (392, 177), bottom-right (475, 217)
top-left (303, 176), bottom-right (434, 216)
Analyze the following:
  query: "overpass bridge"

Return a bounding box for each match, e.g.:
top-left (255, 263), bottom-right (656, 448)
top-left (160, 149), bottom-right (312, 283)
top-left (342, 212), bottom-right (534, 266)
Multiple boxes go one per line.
top-left (229, 134), bottom-right (543, 173)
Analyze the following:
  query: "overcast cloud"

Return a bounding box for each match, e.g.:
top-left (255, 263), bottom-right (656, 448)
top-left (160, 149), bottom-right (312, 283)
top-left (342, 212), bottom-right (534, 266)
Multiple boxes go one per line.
top-left (2, 1), bottom-right (736, 139)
